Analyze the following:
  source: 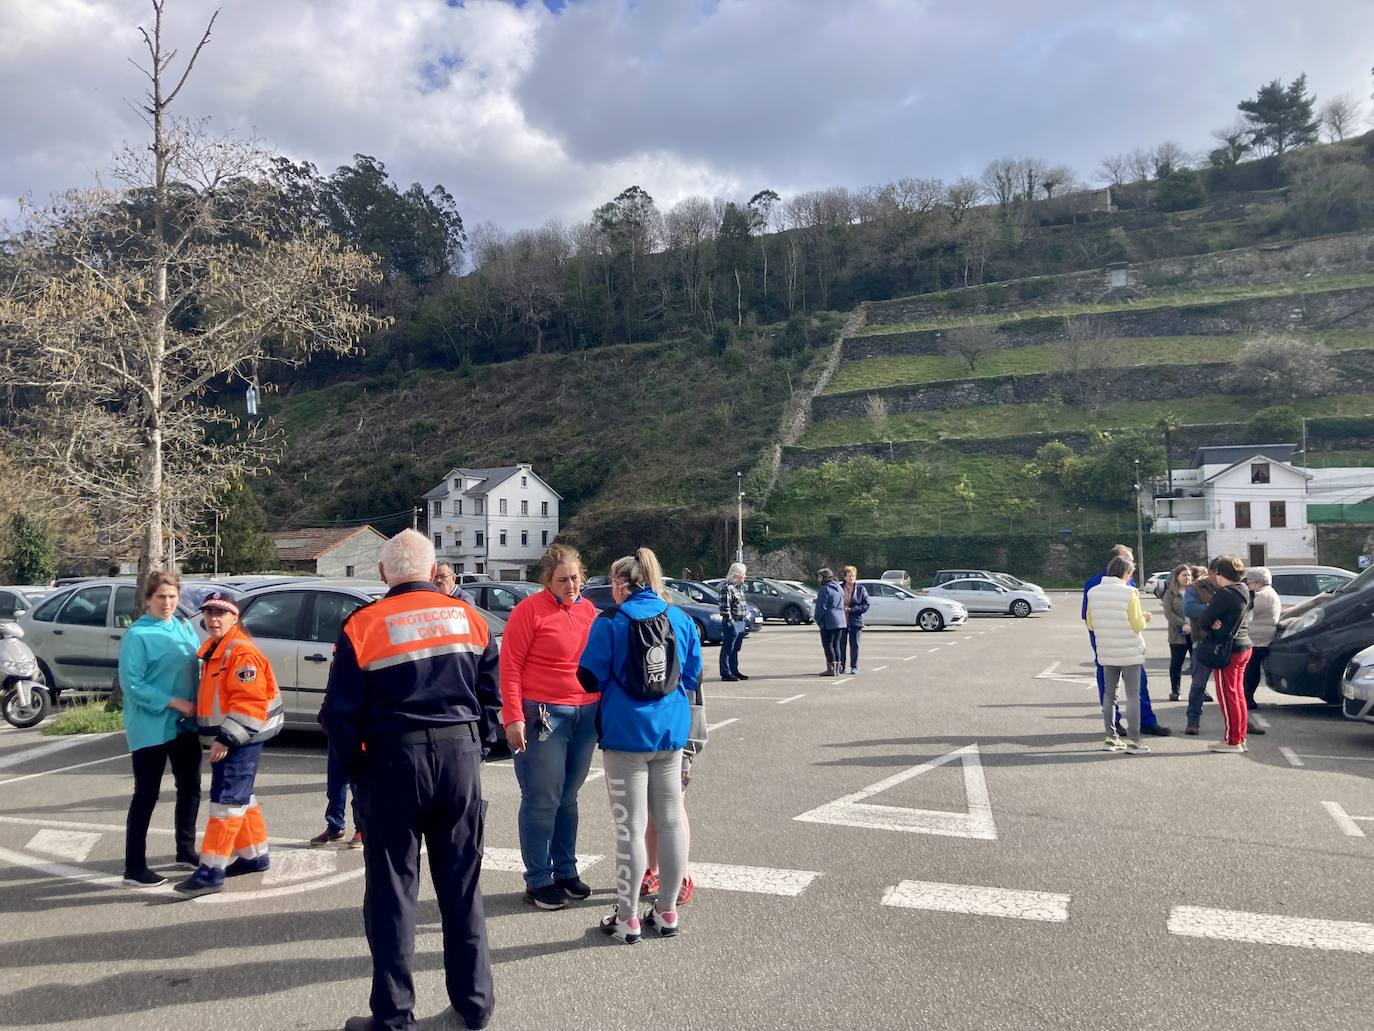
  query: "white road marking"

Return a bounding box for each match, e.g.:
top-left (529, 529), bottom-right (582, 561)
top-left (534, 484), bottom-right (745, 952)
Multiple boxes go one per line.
top-left (903, 655), bottom-right (917, 661)
top-left (1251, 714), bottom-right (1271, 730)
top-left (1290, 753), bottom-right (1374, 763)
top-left (927, 648), bottom-right (939, 653)
top-left (705, 718), bottom-right (739, 732)
top-left (200, 867), bottom-right (366, 903)
top-left (794, 743), bottom-right (997, 840)
top-left (1037, 662), bottom-right (1060, 677)
top-left (0, 752), bottom-right (128, 786)
top-left (262, 751), bottom-right (330, 760)
top-left (882, 880), bottom-right (1069, 923)
top-left (0, 844), bottom-right (168, 894)
top-left (1279, 747), bottom-right (1305, 768)
top-left (481, 847), bottom-right (601, 875)
top-left (777, 694), bottom-right (806, 705)
top-left (710, 694), bottom-right (794, 701)
top-left (688, 861), bottom-right (820, 897)
top-left (832, 678), bottom-right (851, 685)
top-left (0, 814), bottom-right (151, 835)
top-left (0, 732), bottom-right (121, 770)
top-left (1321, 800), bottom-right (1367, 838)
top-left (262, 848), bottom-right (338, 885)
top-left (947, 640), bottom-right (960, 646)
top-left (25, 829), bottom-right (101, 862)
top-left (872, 665), bottom-right (889, 672)
top-left (1167, 906), bottom-right (1374, 954)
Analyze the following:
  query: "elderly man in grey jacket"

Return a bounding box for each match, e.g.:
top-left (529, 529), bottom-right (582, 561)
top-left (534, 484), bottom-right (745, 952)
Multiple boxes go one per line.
top-left (1243, 567), bottom-right (1280, 716)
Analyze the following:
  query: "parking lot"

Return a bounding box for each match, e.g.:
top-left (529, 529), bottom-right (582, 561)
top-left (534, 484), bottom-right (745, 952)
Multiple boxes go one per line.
top-left (2, 598), bottom-right (1373, 1030)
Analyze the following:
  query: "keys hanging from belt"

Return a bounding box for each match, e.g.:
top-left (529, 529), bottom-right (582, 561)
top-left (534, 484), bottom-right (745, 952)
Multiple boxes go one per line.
top-left (536, 704), bottom-right (552, 742)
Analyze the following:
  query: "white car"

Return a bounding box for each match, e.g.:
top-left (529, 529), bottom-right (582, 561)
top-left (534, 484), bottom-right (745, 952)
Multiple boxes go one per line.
top-left (0, 585), bottom-right (51, 621)
top-left (1341, 644), bottom-right (1374, 724)
top-left (858, 579), bottom-right (966, 631)
top-left (1267, 565), bottom-right (1355, 612)
top-left (880, 569), bottom-right (912, 589)
top-left (1143, 571), bottom-right (1172, 597)
top-left (923, 578), bottom-right (1052, 618)
top-left (774, 580), bottom-right (817, 598)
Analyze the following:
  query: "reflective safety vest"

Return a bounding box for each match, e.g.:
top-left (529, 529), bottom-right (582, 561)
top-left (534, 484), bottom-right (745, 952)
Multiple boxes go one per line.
top-left (197, 623), bottom-right (284, 746)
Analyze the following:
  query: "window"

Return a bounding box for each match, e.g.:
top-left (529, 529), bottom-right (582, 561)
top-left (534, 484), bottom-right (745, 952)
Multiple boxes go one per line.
top-left (499, 499), bottom-right (508, 516)
top-left (488, 587), bottom-right (521, 614)
top-left (241, 591), bottom-right (307, 640)
top-left (455, 499), bottom-right (462, 515)
top-left (1272, 574), bottom-right (1315, 598)
top-left (432, 500), bottom-right (443, 517)
top-left (1234, 502), bottom-right (1251, 529)
top-left (475, 531), bottom-right (484, 547)
top-left (499, 530), bottom-right (508, 546)
top-left (31, 593), bottom-right (65, 622)
top-left (541, 531), bottom-right (549, 546)
top-left (0, 591), bottom-right (19, 621)
top-left (311, 592), bottom-right (365, 644)
top-left (345, 565), bottom-right (355, 578)
top-left (475, 562), bottom-right (485, 574)
top-left (57, 585), bottom-right (111, 627)
top-left (456, 563), bottom-right (465, 574)
top-left (113, 586), bottom-right (138, 628)
top-left (521, 531), bottom-right (528, 547)
top-left (1315, 573), bottom-right (1352, 593)
top-left (1270, 501), bottom-right (1286, 528)
top-left (453, 478), bottom-right (461, 489)
top-left (1251, 463), bottom-right (1270, 484)
top-left (1248, 543), bottom-right (1267, 568)
top-left (521, 475), bottom-right (528, 488)
top-left (454, 531), bottom-right (462, 546)
top-left (434, 533), bottom-right (443, 549)
top-left (475, 499), bottom-right (484, 516)
top-left (541, 501), bottom-right (549, 517)
top-left (520, 500), bottom-right (529, 516)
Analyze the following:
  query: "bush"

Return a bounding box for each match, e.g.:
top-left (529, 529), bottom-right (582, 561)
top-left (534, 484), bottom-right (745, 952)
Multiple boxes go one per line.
top-left (1156, 169), bottom-right (1205, 212)
top-left (1223, 334), bottom-right (1337, 403)
top-left (771, 315), bottom-right (810, 358)
top-left (1017, 278), bottom-right (1057, 301)
top-left (1243, 405), bottom-right (1303, 444)
top-left (42, 703), bottom-right (124, 736)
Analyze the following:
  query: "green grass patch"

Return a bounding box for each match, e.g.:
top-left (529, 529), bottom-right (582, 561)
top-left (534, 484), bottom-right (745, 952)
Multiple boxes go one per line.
top-left (857, 272), bottom-right (1374, 336)
top-left (826, 331), bottom-right (1374, 394)
top-left (800, 392), bottom-right (1374, 448)
top-left (41, 702), bottom-right (124, 736)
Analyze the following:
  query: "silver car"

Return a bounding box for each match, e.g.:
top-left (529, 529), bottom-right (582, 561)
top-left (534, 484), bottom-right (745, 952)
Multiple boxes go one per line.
top-left (0, 586), bottom-right (50, 621)
top-left (1267, 565), bottom-right (1354, 611)
top-left (923, 578), bottom-right (1052, 618)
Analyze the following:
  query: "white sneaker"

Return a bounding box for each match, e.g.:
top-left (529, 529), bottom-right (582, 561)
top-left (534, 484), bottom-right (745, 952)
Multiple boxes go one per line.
top-left (1125, 740), bottom-right (1151, 754)
top-left (1102, 736), bottom-right (1125, 752)
top-left (1207, 741), bottom-right (1245, 753)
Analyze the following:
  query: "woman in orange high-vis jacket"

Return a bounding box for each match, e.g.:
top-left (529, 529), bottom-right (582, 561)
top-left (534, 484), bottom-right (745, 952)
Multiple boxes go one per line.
top-left (173, 592), bottom-right (283, 898)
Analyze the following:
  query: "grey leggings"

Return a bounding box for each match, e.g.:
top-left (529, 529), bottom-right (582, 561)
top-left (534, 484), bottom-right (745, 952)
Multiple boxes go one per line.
top-left (602, 749), bottom-right (687, 919)
top-left (1102, 664), bottom-right (1143, 742)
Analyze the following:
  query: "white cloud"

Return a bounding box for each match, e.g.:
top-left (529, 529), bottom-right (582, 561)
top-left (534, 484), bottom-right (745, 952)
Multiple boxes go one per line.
top-left (1, 0), bottom-right (1371, 230)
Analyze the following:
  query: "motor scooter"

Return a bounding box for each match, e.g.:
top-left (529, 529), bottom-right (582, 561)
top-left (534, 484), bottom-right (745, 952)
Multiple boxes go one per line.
top-left (0, 620), bottom-right (50, 728)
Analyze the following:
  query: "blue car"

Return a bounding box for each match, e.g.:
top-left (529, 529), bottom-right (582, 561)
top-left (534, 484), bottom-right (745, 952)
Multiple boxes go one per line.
top-left (580, 583), bottom-right (750, 646)
top-left (664, 579), bottom-right (764, 634)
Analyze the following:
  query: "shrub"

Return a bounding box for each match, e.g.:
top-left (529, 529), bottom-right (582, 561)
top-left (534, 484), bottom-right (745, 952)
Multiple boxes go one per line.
top-left (1156, 169), bottom-right (1206, 212)
top-left (1223, 334), bottom-right (1337, 403)
top-left (1243, 405), bottom-right (1303, 444)
top-left (1017, 278), bottom-right (1057, 301)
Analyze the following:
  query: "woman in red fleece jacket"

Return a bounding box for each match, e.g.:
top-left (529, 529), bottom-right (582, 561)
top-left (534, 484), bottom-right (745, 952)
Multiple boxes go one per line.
top-left (500, 543), bottom-right (600, 911)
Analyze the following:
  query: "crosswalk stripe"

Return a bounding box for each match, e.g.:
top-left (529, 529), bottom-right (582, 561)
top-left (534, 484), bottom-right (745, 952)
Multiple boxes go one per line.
top-left (263, 848), bottom-right (337, 885)
top-left (1168, 906), bottom-right (1374, 954)
top-left (482, 847), bottom-right (601, 875)
top-left (687, 861), bottom-right (820, 897)
top-left (25, 829), bottom-right (100, 862)
top-left (882, 880), bottom-right (1069, 922)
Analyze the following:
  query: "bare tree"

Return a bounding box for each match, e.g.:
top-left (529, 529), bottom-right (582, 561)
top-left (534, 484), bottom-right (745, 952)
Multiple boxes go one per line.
top-left (1223, 334), bottom-right (1337, 403)
top-left (980, 158), bottom-right (1019, 218)
top-left (1150, 141), bottom-right (1188, 178)
top-left (1097, 154), bottom-right (1129, 186)
top-left (1040, 164), bottom-right (1075, 198)
top-left (1320, 94), bottom-right (1362, 141)
top-left (941, 324), bottom-right (1008, 373)
top-left (0, 2), bottom-right (384, 583)
top-left (945, 177), bottom-right (983, 225)
top-left (1059, 317), bottom-right (1119, 415)
top-left (1126, 149), bottom-right (1154, 183)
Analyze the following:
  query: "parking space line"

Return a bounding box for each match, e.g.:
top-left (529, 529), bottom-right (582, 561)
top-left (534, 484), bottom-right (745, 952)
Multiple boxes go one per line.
top-left (1279, 747), bottom-right (1305, 768)
top-left (882, 880), bottom-right (1069, 923)
top-left (0, 753), bottom-right (127, 786)
top-left (927, 648), bottom-right (940, 653)
top-left (1251, 714), bottom-right (1271, 730)
top-left (1322, 801), bottom-right (1367, 838)
top-left (777, 694), bottom-right (806, 705)
top-left (706, 718), bottom-right (739, 731)
top-left (0, 732), bottom-right (122, 770)
top-left (871, 665), bottom-right (889, 672)
top-left (1167, 906), bottom-right (1374, 954)
top-left (1291, 753), bottom-right (1374, 763)
top-left (902, 655), bottom-right (917, 661)
top-left (831, 677), bottom-right (851, 686)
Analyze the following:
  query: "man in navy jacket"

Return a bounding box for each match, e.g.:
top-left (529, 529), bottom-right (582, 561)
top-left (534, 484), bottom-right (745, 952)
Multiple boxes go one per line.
top-left (1082, 545), bottom-right (1172, 736)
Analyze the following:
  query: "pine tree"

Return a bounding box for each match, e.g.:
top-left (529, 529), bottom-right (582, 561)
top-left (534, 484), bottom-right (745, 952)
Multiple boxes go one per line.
top-left (215, 480), bottom-right (278, 574)
top-left (1237, 75), bottom-right (1320, 155)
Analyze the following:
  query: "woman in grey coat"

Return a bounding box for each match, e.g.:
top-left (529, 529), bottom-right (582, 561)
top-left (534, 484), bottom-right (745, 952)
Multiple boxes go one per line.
top-left (814, 568), bottom-right (847, 676)
top-left (1161, 565), bottom-right (1193, 701)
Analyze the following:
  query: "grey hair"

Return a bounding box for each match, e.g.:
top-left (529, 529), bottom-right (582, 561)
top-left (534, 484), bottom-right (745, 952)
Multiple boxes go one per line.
top-left (379, 528), bottom-right (436, 585)
top-left (1245, 566), bottom-right (1272, 587)
top-left (727, 562), bottom-right (746, 580)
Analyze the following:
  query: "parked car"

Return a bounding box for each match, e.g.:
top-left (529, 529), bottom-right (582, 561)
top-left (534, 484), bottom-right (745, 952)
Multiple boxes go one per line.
top-left (1265, 565), bottom-right (1355, 611)
top-left (922, 578), bottom-right (1051, 618)
top-left (580, 584), bottom-right (728, 645)
top-left (232, 579), bottom-right (506, 728)
top-left (880, 570), bottom-right (911, 589)
top-left (1265, 565), bottom-right (1374, 704)
top-left (858, 580), bottom-right (966, 632)
top-left (931, 569), bottom-right (1049, 597)
top-left (0, 586), bottom-right (51, 621)
top-left (17, 578), bottom-right (235, 695)
top-left (213, 575), bottom-right (322, 591)
top-left (663, 579), bottom-right (764, 632)
top-left (1340, 644), bottom-right (1374, 724)
top-left (1143, 571), bottom-right (1172, 597)
top-left (772, 580), bottom-right (816, 598)
top-left (740, 577), bottom-right (816, 624)
top-left (464, 581), bottom-right (540, 617)
top-left (457, 572), bottom-right (494, 585)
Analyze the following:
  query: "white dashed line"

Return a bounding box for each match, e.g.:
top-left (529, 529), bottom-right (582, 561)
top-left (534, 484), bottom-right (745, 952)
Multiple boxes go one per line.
top-left (705, 718), bottom-right (739, 732)
top-left (1322, 801), bottom-right (1367, 838)
top-left (1279, 747), bottom-right (1305, 768)
top-left (882, 880), bottom-right (1069, 923)
top-left (1251, 714), bottom-right (1271, 730)
top-left (1167, 906), bottom-right (1374, 954)
top-left (927, 648), bottom-right (940, 653)
top-left (903, 655), bottom-right (917, 661)
top-left (777, 694), bottom-right (807, 705)
top-left (0, 732), bottom-right (121, 770)
top-left (0, 753), bottom-right (128, 786)
top-left (689, 861), bottom-right (822, 897)
top-left (872, 666), bottom-right (889, 672)
top-left (831, 678), bottom-right (852, 686)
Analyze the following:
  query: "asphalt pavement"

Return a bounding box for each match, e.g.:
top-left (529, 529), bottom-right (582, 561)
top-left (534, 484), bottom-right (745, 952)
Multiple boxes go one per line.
top-left (1, 597), bottom-right (1372, 1030)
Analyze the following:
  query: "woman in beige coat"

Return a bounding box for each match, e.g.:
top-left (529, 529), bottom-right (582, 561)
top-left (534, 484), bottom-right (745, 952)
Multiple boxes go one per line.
top-left (1243, 567), bottom-right (1280, 714)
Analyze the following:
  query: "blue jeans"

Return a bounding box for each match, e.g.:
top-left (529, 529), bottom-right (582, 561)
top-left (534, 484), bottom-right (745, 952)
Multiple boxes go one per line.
top-left (837, 626), bottom-right (862, 669)
top-left (325, 740), bottom-right (358, 833)
top-left (719, 620), bottom-right (746, 678)
top-left (1089, 631), bottom-right (1158, 729)
top-left (513, 700), bottom-right (599, 889)
top-left (1186, 660), bottom-right (1213, 727)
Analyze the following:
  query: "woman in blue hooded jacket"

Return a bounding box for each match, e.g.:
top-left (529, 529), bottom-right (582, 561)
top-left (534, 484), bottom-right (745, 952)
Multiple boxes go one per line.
top-left (577, 547), bottom-right (702, 945)
top-left (814, 568), bottom-right (847, 676)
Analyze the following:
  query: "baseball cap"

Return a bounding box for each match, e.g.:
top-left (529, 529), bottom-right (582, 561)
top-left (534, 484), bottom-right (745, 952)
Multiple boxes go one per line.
top-left (199, 592), bottom-right (240, 616)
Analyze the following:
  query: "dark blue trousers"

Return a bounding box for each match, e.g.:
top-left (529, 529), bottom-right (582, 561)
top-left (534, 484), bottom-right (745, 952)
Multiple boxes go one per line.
top-left (359, 726), bottom-right (493, 1031)
top-left (1089, 631), bottom-right (1158, 729)
top-left (719, 620), bottom-right (745, 678)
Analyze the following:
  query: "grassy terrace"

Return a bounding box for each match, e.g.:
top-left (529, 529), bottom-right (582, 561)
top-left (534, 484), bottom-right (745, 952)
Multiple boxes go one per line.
top-left (825, 331), bottom-right (1374, 394)
top-left (853, 272), bottom-right (1374, 336)
top-left (800, 392), bottom-right (1374, 448)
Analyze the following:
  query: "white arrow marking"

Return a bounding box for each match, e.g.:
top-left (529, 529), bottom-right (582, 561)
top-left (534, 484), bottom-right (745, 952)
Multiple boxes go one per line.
top-left (1168, 906), bottom-right (1374, 954)
top-left (793, 743), bottom-right (996, 839)
top-left (882, 880), bottom-right (1069, 922)
top-left (25, 829), bottom-right (101, 862)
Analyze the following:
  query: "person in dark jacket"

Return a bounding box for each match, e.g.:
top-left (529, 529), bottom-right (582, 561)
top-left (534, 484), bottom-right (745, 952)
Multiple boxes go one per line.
top-left (836, 565), bottom-right (871, 676)
top-left (1198, 555), bottom-right (1253, 754)
top-left (814, 568), bottom-right (846, 676)
top-left (717, 562), bottom-right (750, 682)
top-left (1161, 565), bottom-right (1193, 701)
top-left (1182, 565), bottom-right (1215, 735)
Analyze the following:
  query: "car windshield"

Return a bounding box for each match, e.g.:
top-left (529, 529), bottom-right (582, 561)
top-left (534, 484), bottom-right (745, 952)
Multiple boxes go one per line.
top-left (993, 574), bottom-right (1022, 588)
top-left (664, 587), bottom-right (694, 606)
top-left (1333, 566), bottom-right (1374, 595)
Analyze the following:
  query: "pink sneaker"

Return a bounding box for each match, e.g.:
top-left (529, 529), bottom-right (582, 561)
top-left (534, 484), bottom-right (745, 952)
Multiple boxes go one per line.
top-left (598, 911), bottom-right (641, 944)
top-left (643, 908), bottom-right (680, 937)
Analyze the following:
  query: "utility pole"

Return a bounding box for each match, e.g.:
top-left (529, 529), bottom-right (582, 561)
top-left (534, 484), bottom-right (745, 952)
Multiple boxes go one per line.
top-left (212, 510), bottom-right (220, 578)
top-left (736, 471), bottom-right (745, 564)
top-left (412, 506), bottom-right (420, 530)
top-left (1134, 458), bottom-right (1144, 580)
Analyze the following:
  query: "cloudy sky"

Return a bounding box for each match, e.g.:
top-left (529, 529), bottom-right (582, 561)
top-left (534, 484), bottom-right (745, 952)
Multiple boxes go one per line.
top-left (1, 0), bottom-right (1370, 234)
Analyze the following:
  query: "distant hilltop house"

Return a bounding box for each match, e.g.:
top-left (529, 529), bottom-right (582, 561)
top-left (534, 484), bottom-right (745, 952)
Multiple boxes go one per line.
top-left (267, 525), bottom-right (387, 577)
top-left (1146, 444), bottom-right (1374, 566)
top-left (423, 464), bottom-right (560, 581)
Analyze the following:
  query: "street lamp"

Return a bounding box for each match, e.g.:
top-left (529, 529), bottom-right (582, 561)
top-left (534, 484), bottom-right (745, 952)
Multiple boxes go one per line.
top-left (736, 471), bottom-right (745, 564)
top-left (1134, 458), bottom-right (1144, 581)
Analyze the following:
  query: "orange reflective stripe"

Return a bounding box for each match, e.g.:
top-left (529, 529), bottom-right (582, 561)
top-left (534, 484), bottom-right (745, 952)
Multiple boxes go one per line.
top-left (197, 625), bottom-right (281, 731)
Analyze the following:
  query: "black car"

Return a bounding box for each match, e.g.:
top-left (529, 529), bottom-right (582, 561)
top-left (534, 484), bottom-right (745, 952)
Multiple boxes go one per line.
top-left (1265, 565), bottom-right (1374, 703)
top-left (581, 584), bottom-right (726, 645)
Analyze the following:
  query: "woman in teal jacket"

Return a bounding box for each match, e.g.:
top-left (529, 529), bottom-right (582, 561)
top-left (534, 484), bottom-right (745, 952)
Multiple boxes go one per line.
top-left (577, 547), bottom-right (702, 944)
top-left (117, 572), bottom-right (202, 887)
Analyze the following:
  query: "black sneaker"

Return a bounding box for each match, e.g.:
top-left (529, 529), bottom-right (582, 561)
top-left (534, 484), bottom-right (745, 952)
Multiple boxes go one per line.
top-left (735, 673), bottom-right (750, 681)
top-left (1142, 724), bottom-right (1173, 737)
top-left (555, 876), bottom-right (593, 901)
top-left (225, 855), bottom-right (271, 877)
top-left (122, 869), bottom-right (167, 888)
top-left (526, 884), bottom-right (568, 910)
top-left (1247, 723), bottom-right (1266, 735)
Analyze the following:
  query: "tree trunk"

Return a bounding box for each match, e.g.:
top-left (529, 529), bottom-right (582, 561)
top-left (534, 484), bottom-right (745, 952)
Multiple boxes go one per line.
top-left (734, 267), bottom-right (743, 327)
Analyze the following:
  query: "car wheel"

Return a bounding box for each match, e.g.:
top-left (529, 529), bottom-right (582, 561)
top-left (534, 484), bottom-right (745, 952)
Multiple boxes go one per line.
top-left (693, 620), bottom-right (711, 646)
top-left (917, 609), bottom-right (944, 632)
top-left (36, 660), bottom-right (57, 693)
top-left (783, 605), bottom-right (804, 625)
top-left (1010, 599), bottom-right (1032, 618)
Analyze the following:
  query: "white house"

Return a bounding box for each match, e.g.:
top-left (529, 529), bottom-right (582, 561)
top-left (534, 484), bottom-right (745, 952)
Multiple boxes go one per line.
top-left (1147, 444), bottom-right (1374, 566)
top-left (422, 464), bottom-right (561, 580)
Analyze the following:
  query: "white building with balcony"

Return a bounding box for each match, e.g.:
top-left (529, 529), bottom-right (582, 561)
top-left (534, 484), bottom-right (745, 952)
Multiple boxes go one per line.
top-left (1147, 444), bottom-right (1374, 567)
top-left (422, 464), bottom-right (561, 580)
